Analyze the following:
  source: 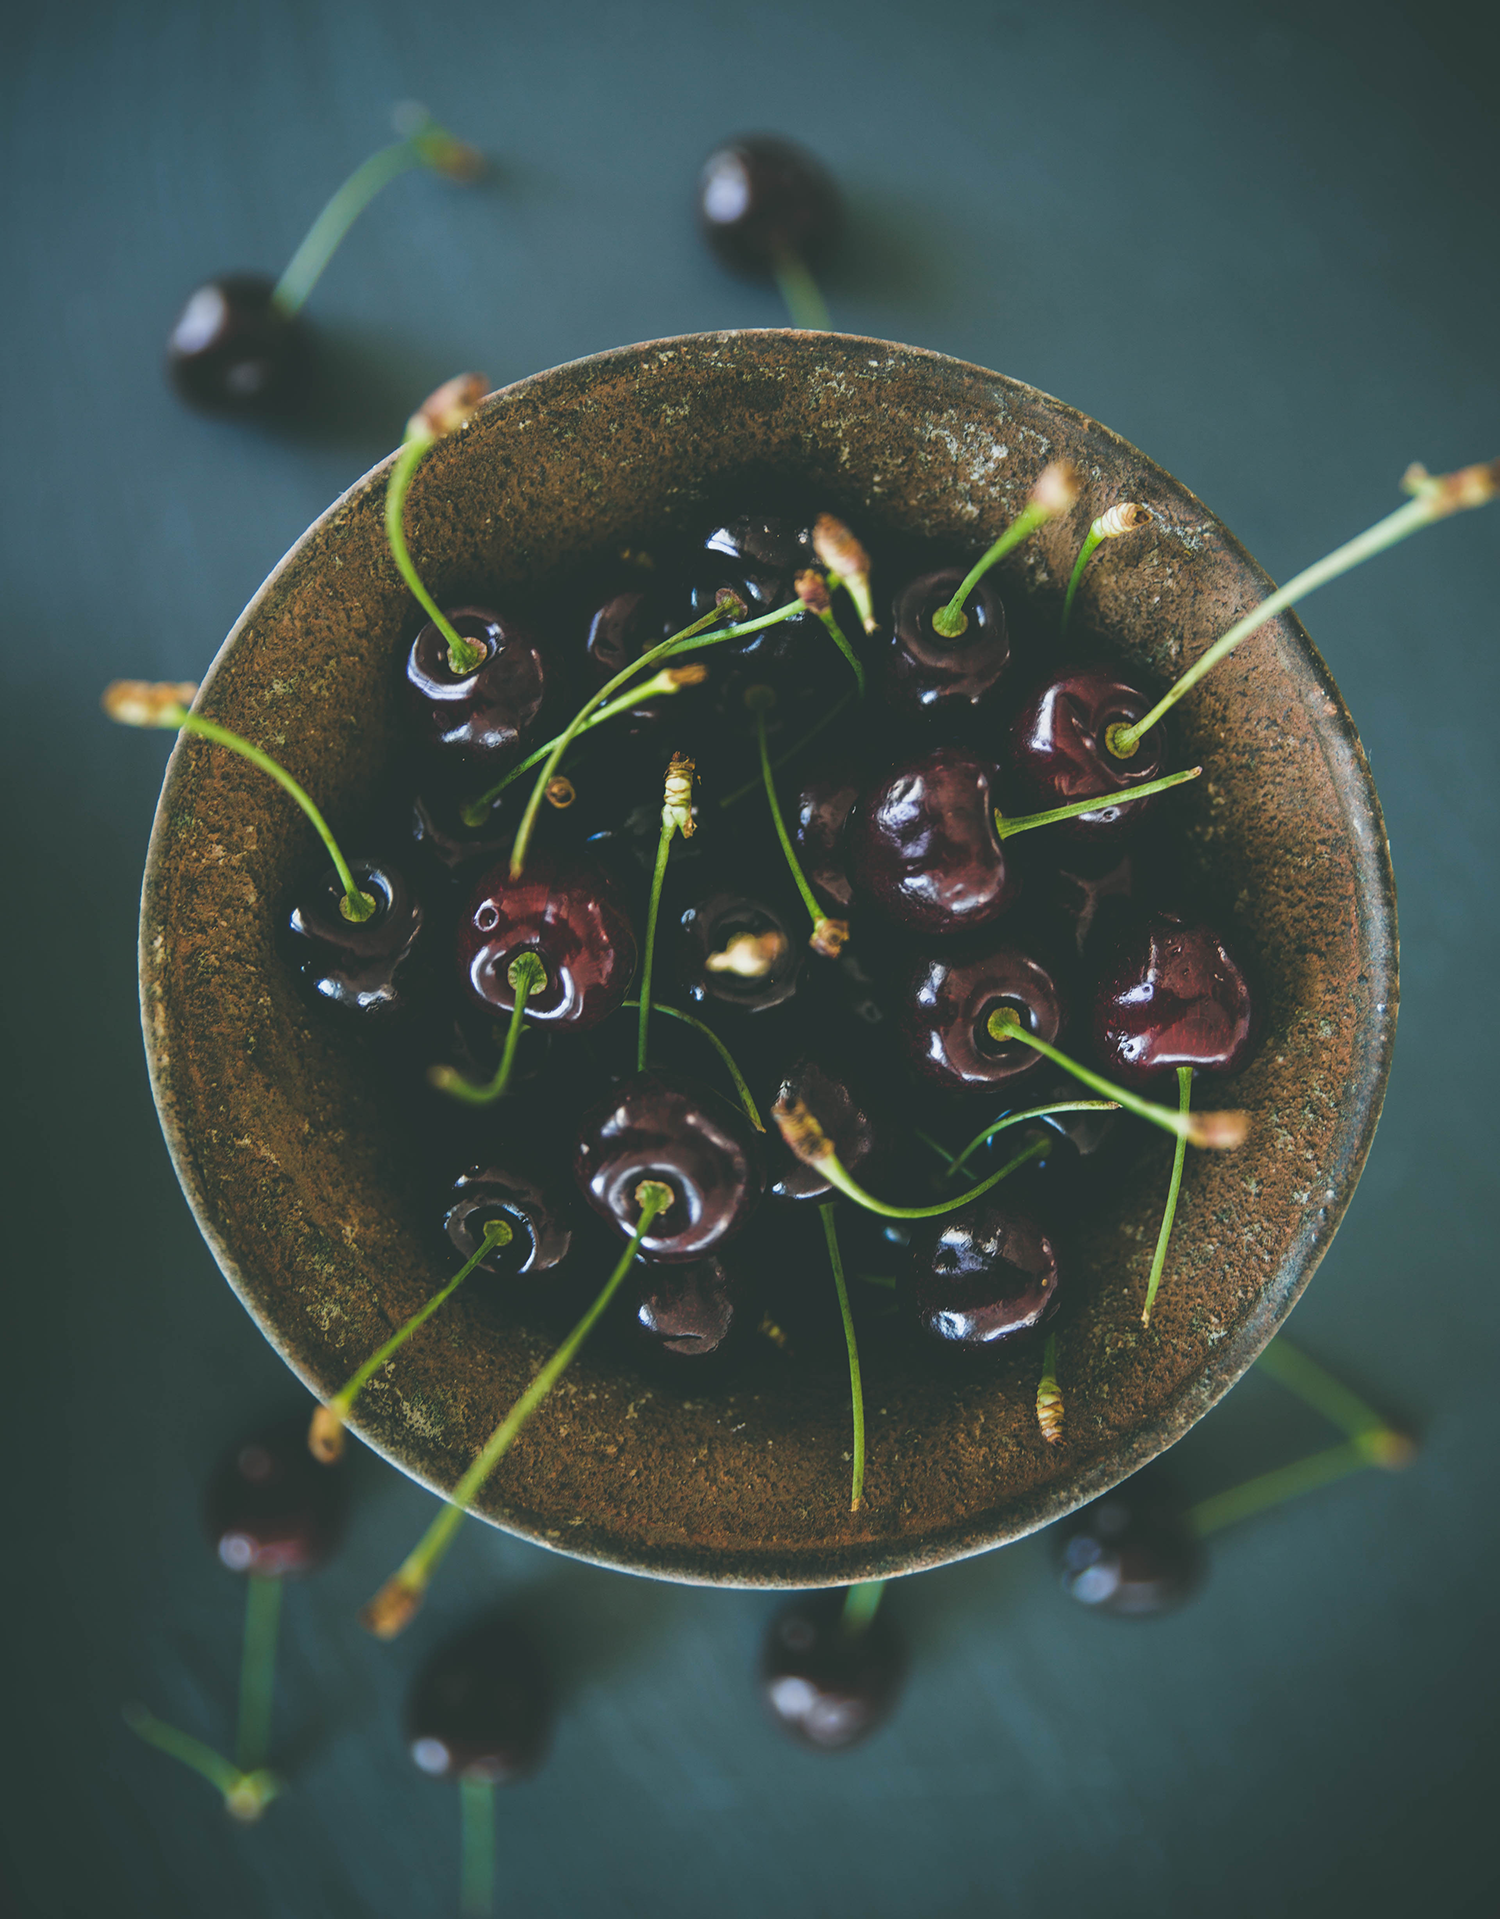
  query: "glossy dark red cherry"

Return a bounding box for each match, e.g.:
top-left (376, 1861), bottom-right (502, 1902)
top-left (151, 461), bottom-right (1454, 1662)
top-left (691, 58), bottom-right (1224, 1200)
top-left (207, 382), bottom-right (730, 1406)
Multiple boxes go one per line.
top-left (284, 857), bottom-right (427, 1021)
top-left (679, 889), bottom-right (803, 1015)
top-left (897, 940), bottom-right (1065, 1094)
top-left (1007, 664), bottom-right (1169, 849)
top-left (698, 135), bottom-right (842, 278)
top-left (409, 787), bottom-right (514, 878)
top-left (704, 514), bottom-right (815, 578)
top-left (405, 606), bottom-right (546, 769)
top-left (166, 273), bottom-right (308, 415)
top-left (572, 1071), bottom-right (764, 1262)
top-left (792, 756), bottom-right (864, 914)
top-left (908, 1204), bottom-right (1059, 1349)
top-left (445, 1161), bottom-right (575, 1276)
top-left (850, 746), bottom-right (1017, 936)
top-left (406, 1619), bottom-right (550, 1783)
top-left (632, 1252), bottom-right (753, 1362)
top-left (768, 1055), bottom-right (884, 1203)
top-left (884, 570), bottom-right (1008, 718)
top-left (761, 1591), bottom-right (904, 1752)
top-left (205, 1420), bottom-right (349, 1576)
top-left (458, 852), bottom-right (636, 1033)
top-left (1092, 911), bottom-right (1256, 1088)
top-left (1054, 1474), bottom-right (1205, 1615)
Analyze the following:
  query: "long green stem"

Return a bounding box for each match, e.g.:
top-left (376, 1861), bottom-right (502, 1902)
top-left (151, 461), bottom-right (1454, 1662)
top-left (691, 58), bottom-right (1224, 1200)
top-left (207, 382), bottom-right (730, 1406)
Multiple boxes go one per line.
top-left (123, 1706), bottom-right (281, 1822)
top-left (840, 1579), bottom-right (886, 1636)
top-left (945, 1101), bottom-right (1120, 1181)
top-left (171, 709), bottom-right (374, 921)
top-left (1061, 526), bottom-right (1106, 638)
top-left (718, 690), bottom-right (854, 809)
top-left (821, 1204), bottom-right (866, 1513)
top-left (932, 498), bottom-right (1056, 639)
top-left (361, 1191), bottom-right (669, 1637)
top-left (1140, 1067), bottom-right (1192, 1327)
top-left (429, 954), bottom-right (545, 1104)
top-left (994, 765), bottom-right (1201, 839)
top-left (983, 1012), bottom-right (1247, 1149)
top-left (1256, 1338), bottom-right (1412, 1464)
top-left (754, 706), bottom-right (838, 949)
top-left (508, 598), bottom-right (802, 878)
top-left (809, 599), bottom-right (865, 695)
top-left (1060, 502), bottom-right (1151, 638)
top-left (638, 818), bottom-right (677, 1071)
top-left (272, 116), bottom-right (474, 316)
top-left (460, 1776), bottom-right (497, 1917)
top-left (1187, 1439), bottom-right (1372, 1537)
top-left (1108, 472), bottom-right (1496, 756)
top-left (622, 1000), bottom-right (763, 1130)
top-left (235, 1573), bottom-right (282, 1775)
top-left (770, 246), bottom-right (831, 330)
top-left (800, 1130), bottom-right (1047, 1221)
top-left (385, 435), bottom-right (482, 673)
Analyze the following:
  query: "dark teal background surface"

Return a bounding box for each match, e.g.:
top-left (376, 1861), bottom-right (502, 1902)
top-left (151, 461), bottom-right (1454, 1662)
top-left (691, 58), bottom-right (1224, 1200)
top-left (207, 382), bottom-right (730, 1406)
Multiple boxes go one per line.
top-left (2, 2), bottom-right (1496, 1914)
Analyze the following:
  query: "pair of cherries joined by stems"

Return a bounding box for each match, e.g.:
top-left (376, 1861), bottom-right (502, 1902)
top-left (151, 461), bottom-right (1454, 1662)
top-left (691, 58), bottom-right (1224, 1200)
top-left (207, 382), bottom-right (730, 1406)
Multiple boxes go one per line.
top-left (108, 380), bottom-right (1498, 1636)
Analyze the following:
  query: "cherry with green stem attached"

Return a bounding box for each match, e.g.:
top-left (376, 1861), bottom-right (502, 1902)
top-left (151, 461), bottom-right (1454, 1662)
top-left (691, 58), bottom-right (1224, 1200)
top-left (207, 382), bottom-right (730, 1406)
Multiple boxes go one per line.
top-left (639, 756), bottom-right (696, 1071)
top-left (309, 1220), bottom-right (514, 1464)
top-left (361, 1182), bottom-right (674, 1639)
top-left (983, 1008), bottom-right (1248, 1150)
top-left (820, 1203), bottom-right (866, 1513)
top-left (387, 375), bottom-right (490, 676)
top-left (747, 687), bottom-right (849, 958)
top-left (929, 462), bottom-right (1081, 641)
top-left (1139, 1067), bottom-right (1192, 1326)
top-left (430, 955), bottom-right (547, 1105)
top-left (104, 680), bottom-right (375, 922)
top-left (1106, 455), bottom-right (1500, 761)
top-left (622, 999), bottom-right (765, 1131)
top-left (1060, 501), bottom-right (1151, 638)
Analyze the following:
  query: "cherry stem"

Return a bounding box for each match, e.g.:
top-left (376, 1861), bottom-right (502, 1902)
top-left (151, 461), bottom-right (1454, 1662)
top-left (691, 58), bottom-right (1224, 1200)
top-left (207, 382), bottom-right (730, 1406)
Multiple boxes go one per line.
top-left (983, 1011), bottom-right (1248, 1149)
top-left (459, 1776), bottom-right (497, 1917)
top-left (1187, 1438), bottom-right (1376, 1538)
top-left (123, 1705), bottom-right (281, 1822)
top-left (809, 592), bottom-right (865, 695)
top-left (1140, 1067), bottom-right (1192, 1326)
top-left (994, 764), bottom-right (1202, 839)
top-left (1255, 1336), bottom-right (1412, 1464)
top-left (234, 1572), bottom-right (282, 1776)
top-left (429, 954), bottom-right (546, 1104)
top-left (461, 667), bottom-right (703, 826)
top-left (718, 690), bottom-right (854, 809)
top-left (840, 1580), bottom-right (886, 1637)
top-left (820, 1203), bottom-right (866, 1513)
top-left (931, 498), bottom-right (1056, 640)
top-left (385, 434), bottom-right (484, 674)
top-left (943, 1100), bottom-right (1121, 1181)
top-left (272, 110), bottom-right (476, 317)
top-left (155, 706), bottom-right (375, 922)
top-left (795, 1126), bottom-right (1048, 1221)
top-left (313, 1221), bottom-right (513, 1461)
top-left (638, 815), bottom-right (678, 1072)
top-left (508, 598), bottom-right (803, 878)
top-left (622, 1000), bottom-right (764, 1130)
top-left (752, 702), bottom-right (845, 955)
top-left (770, 244), bottom-right (831, 330)
top-left (1106, 462), bottom-right (1500, 757)
top-left (361, 1188), bottom-right (670, 1637)
top-left (1060, 503), bottom-right (1150, 639)
top-left (1036, 1333), bottom-right (1063, 1445)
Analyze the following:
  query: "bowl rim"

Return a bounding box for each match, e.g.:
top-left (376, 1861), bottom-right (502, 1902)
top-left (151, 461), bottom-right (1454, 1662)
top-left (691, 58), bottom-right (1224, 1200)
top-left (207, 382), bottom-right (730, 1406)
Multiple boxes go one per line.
top-left (140, 328), bottom-right (1399, 1586)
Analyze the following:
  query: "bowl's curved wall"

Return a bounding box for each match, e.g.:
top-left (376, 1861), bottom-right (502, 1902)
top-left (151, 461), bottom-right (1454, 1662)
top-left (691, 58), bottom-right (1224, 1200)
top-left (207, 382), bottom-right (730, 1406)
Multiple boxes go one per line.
top-left (140, 332), bottom-right (1397, 1585)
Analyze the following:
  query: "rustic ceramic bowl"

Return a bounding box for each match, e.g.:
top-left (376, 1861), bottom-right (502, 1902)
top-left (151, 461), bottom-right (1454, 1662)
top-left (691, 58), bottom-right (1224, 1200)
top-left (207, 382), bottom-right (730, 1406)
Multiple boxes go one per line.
top-left (140, 331), bottom-right (1397, 1586)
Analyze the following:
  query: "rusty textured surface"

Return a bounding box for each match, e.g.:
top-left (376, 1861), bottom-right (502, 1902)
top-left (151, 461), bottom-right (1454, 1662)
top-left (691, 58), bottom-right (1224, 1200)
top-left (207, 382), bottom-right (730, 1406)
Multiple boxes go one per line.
top-left (139, 331), bottom-right (1398, 1586)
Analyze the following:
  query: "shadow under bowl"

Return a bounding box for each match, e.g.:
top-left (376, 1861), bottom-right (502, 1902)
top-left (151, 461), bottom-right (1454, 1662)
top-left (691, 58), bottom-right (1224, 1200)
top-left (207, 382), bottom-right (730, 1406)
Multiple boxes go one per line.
top-left (140, 331), bottom-right (1397, 1586)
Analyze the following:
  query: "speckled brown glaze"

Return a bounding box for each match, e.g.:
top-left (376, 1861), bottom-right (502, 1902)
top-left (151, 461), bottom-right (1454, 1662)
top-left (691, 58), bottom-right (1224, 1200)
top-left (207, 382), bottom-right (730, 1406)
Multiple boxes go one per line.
top-left (140, 332), bottom-right (1397, 1587)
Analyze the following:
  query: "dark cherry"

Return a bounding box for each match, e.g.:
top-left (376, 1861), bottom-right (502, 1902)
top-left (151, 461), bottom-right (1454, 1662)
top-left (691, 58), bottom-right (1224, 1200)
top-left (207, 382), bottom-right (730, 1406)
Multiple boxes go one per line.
top-left (572, 1071), bottom-right (764, 1263)
top-left (632, 1252), bottom-right (753, 1361)
top-left (884, 570), bottom-right (1008, 717)
top-left (761, 1591), bottom-right (904, 1752)
top-left (698, 135), bottom-right (842, 278)
top-left (908, 1203), bottom-right (1059, 1349)
top-left (405, 606), bottom-right (546, 769)
top-left (583, 584), bottom-right (701, 732)
top-left (792, 756), bottom-right (864, 914)
top-left (976, 1075), bottom-right (1121, 1189)
top-left (458, 852), bottom-right (636, 1034)
top-left (445, 1161), bottom-right (575, 1276)
top-left (768, 1055), bottom-right (883, 1204)
top-left (704, 514), bottom-right (815, 577)
top-left (1092, 911), bottom-right (1256, 1088)
top-left (1054, 1473), bottom-right (1205, 1615)
top-left (205, 1420), bottom-right (348, 1576)
top-left (409, 786), bottom-right (514, 878)
top-left (1032, 849), bottom-right (1138, 957)
top-left (1007, 664), bottom-right (1169, 849)
top-left (850, 745), bottom-right (1017, 936)
top-left (678, 889), bottom-right (803, 1015)
top-left (897, 939), bottom-right (1065, 1095)
top-left (406, 1619), bottom-right (550, 1783)
top-left (284, 857), bottom-right (427, 1021)
top-left (166, 272), bottom-right (309, 415)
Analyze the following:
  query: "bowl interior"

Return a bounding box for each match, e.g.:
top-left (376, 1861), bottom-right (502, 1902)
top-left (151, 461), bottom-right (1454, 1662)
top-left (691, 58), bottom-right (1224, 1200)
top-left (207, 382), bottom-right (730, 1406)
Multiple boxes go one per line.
top-left (141, 331), bottom-right (1396, 1585)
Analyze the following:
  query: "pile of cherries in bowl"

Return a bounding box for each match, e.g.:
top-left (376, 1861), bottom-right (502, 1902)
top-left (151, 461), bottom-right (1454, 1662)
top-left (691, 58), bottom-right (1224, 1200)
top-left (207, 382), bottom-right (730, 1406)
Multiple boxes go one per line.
top-left (283, 498), bottom-right (1256, 1399)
